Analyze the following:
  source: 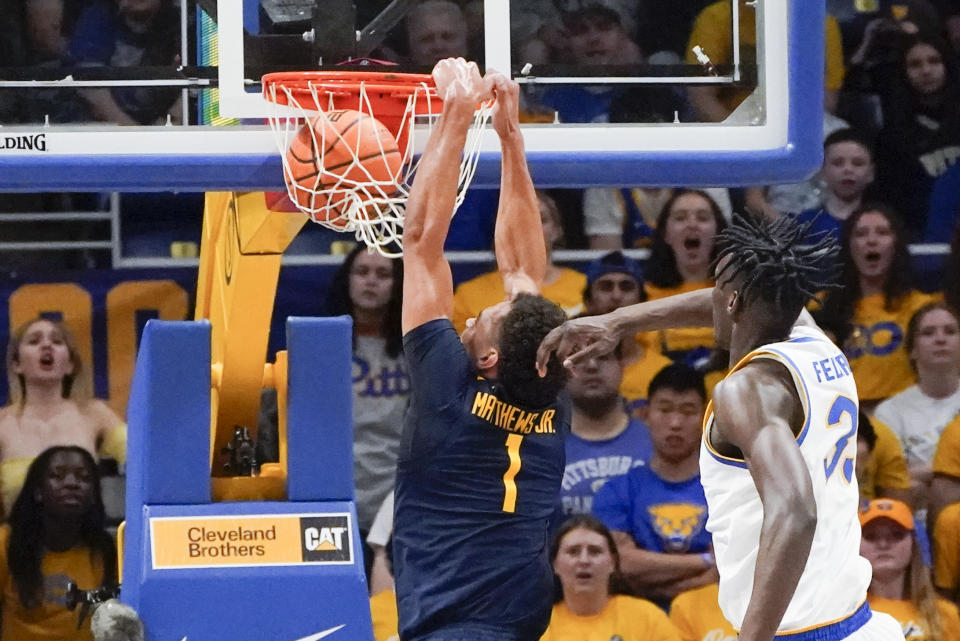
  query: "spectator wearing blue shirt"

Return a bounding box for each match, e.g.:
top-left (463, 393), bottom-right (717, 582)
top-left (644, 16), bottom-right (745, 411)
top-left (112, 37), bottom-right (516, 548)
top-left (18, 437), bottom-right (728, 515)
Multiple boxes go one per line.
top-left (561, 344), bottom-right (653, 516)
top-left (69, 0), bottom-right (180, 124)
top-left (534, 2), bottom-right (680, 125)
top-left (593, 364), bottom-right (715, 608)
top-left (794, 129), bottom-right (876, 242)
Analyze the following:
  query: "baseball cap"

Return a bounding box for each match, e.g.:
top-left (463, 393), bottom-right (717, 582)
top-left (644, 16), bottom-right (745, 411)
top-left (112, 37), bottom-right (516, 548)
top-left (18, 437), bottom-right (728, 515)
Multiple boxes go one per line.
top-left (858, 498), bottom-right (914, 531)
top-left (585, 250), bottom-right (644, 288)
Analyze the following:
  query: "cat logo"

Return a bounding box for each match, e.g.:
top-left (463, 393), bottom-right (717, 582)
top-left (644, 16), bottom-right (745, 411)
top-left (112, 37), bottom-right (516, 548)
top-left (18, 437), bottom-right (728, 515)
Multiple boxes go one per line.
top-left (305, 526), bottom-right (347, 551)
top-left (299, 515), bottom-right (353, 564)
top-left (648, 503), bottom-right (707, 553)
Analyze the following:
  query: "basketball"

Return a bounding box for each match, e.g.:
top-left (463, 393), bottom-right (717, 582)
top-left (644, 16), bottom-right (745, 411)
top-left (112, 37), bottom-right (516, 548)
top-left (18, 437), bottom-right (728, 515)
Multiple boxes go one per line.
top-left (285, 109), bottom-right (403, 226)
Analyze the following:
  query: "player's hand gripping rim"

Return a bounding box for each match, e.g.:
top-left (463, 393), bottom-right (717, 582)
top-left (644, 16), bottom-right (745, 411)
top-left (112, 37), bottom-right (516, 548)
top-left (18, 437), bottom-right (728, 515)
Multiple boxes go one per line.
top-left (487, 71), bottom-right (520, 138)
top-left (535, 315), bottom-right (624, 377)
top-left (432, 57), bottom-right (496, 109)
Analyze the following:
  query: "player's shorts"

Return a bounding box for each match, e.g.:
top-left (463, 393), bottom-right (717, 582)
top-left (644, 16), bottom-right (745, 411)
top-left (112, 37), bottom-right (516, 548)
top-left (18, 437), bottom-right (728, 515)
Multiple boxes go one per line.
top-left (841, 611), bottom-right (905, 641)
top-left (778, 604), bottom-right (904, 641)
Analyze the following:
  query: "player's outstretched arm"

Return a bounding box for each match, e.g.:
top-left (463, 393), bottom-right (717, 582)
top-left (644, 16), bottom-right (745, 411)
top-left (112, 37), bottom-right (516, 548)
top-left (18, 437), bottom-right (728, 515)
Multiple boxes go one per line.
top-left (535, 290), bottom-right (820, 374)
top-left (488, 73), bottom-right (544, 298)
top-left (402, 58), bottom-right (493, 334)
top-left (711, 362), bottom-right (817, 641)
top-left (536, 288), bottom-right (715, 374)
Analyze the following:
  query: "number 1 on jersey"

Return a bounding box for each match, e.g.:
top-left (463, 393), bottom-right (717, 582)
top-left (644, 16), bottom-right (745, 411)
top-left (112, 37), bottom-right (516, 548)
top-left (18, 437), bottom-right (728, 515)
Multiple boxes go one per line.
top-left (502, 434), bottom-right (524, 512)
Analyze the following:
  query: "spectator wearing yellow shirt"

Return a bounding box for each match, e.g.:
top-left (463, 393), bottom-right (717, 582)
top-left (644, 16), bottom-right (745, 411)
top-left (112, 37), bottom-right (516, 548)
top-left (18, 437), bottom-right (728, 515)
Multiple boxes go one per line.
top-left (581, 250), bottom-right (672, 418)
top-left (540, 515), bottom-right (681, 641)
top-left (816, 205), bottom-right (938, 407)
top-left (927, 415), bottom-right (960, 528)
top-left (860, 499), bottom-right (960, 641)
top-left (452, 190), bottom-right (585, 332)
top-left (857, 411), bottom-right (913, 505)
top-left (0, 446), bottom-right (117, 641)
top-left (684, 0), bottom-right (845, 121)
top-left (669, 582), bottom-right (736, 641)
top-left (876, 303), bottom-right (960, 510)
top-left (644, 190), bottom-right (726, 370)
top-left (933, 501), bottom-right (960, 602)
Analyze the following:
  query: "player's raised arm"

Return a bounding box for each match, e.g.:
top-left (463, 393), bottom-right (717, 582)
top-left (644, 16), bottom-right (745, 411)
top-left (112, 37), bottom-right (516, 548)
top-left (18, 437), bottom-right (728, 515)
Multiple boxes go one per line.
top-left (711, 364), bottom-right (818, 641)
top-left (488, 73), bottom-right (544, 298)
top-left (401, 59), bottom-right (492, 334)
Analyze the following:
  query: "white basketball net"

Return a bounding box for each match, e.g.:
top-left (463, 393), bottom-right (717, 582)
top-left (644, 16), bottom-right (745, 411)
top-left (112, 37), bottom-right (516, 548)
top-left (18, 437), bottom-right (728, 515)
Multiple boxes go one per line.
top-left (265, 78), bottom-right (492, 257)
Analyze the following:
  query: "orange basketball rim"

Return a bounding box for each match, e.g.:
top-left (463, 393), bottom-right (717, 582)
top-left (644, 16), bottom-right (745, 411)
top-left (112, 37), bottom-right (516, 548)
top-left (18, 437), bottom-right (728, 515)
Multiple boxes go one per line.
top-left (261, 70), bottom-right (492, 256)
top-left (262, 71), bottom-right (441, 158)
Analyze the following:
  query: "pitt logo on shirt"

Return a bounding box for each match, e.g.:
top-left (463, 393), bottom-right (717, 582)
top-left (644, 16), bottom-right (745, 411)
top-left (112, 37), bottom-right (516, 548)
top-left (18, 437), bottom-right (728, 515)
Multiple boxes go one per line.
top-left (470, 391), bottom-right (556, 435)
top-left (649, 503), bottom-right (707, 552)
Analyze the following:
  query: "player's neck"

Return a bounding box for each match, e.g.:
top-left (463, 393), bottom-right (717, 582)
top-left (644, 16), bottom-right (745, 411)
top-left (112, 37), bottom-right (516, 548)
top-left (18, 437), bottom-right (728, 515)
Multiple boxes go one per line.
top-left (728, 324), bottom-right (791, 365)
top-left (649, 452), bottom-right (699, 482)
top-left (916, 369), bottom-right (960, 399)
top-left (572, 403), bottom-right (628, 441)
top-left (563, 591), bottom-right (610, 617)
top-left (868, 573), bottom-right (906, 600)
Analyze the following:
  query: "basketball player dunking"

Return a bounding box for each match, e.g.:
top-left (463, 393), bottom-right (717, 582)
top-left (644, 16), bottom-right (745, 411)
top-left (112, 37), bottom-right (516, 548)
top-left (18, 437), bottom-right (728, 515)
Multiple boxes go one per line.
top-left (538, 214), bottom-right (906, 641)
top-left (393, 59), bottom-right (570, 641)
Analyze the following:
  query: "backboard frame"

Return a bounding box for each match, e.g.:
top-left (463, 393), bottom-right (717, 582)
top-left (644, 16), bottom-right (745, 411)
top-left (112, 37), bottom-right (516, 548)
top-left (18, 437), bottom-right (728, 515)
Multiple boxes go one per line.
top-left (0, 0), bottom-right (824, 191)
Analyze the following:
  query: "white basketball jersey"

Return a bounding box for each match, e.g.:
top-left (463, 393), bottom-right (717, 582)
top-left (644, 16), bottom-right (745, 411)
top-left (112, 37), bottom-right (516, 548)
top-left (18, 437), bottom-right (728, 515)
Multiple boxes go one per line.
top-left (700, 323), bottom-right (872, 632)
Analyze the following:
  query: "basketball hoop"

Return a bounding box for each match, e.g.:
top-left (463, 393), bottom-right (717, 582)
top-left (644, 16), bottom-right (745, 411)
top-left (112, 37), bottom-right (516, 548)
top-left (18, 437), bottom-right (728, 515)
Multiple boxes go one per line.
top-left (262, 71), bottom-right (492, 257)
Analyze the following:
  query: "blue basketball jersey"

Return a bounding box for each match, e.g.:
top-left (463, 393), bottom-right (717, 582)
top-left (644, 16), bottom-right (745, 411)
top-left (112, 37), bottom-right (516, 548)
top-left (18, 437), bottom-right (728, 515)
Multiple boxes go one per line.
top-left (394, 319), bottom-right (570, 641)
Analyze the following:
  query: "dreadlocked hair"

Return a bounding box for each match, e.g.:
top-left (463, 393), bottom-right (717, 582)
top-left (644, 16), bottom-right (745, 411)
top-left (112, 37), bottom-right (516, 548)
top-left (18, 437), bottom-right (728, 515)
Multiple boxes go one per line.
top-left (713, 213), bottom-right (839, 319)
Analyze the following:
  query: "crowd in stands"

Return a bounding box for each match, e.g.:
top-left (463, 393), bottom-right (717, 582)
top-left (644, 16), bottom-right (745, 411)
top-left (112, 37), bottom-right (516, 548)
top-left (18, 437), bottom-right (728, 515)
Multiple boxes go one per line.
top-left (0, 0), bottom-right (181, 125)
top-left (2, 0), bottom-right (959, 260)
top-left (354, 192), bottom-right (960, 640)
top-left (1, 0), bottom-right (960, 640)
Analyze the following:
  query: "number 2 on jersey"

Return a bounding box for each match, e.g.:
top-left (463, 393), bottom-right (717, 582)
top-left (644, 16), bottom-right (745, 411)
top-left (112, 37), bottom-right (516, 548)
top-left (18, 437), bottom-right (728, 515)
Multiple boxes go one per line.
top-left (823, 395), bottom-right (858, 483)
top-left (502, 434), bottom-right (524, 512)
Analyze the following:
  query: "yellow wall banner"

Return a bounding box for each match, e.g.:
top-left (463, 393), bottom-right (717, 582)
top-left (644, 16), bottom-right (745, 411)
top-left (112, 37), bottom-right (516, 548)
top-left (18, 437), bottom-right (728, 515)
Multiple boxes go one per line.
top-left (150, 513), bottom-right (353, 569)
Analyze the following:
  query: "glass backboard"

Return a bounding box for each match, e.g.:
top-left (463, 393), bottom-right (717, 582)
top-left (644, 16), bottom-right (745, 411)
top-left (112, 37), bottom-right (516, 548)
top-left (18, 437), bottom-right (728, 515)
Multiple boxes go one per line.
top-left (0, 0), bottom-right (825, 191)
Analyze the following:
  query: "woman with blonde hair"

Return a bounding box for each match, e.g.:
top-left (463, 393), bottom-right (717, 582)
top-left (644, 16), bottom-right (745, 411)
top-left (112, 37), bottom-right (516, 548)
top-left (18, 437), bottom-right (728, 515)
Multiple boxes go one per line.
top-left (859, 498), bottom-right (960, 641)
top-left (0, 318), bottom-right (125, 515)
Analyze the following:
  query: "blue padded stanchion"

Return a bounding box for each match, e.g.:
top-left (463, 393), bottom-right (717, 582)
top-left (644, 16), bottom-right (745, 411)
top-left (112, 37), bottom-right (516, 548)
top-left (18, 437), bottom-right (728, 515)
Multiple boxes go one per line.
top-left (123, 317), bottom-right (373, 641)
